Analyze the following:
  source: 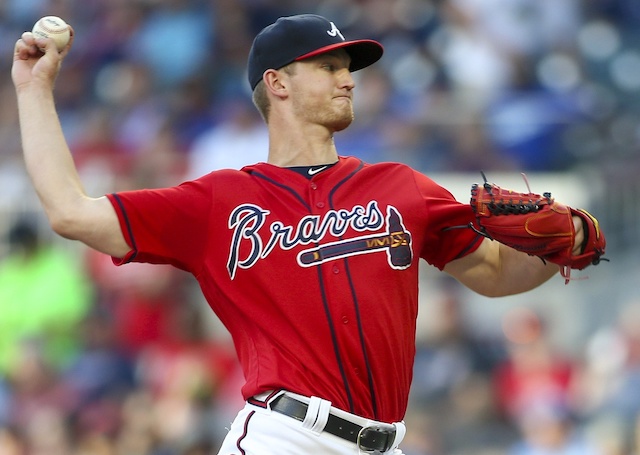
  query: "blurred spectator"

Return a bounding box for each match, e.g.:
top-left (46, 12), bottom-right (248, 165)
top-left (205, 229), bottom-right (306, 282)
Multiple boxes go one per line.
top-left (0, 425), bottom-right (26, 455)
top-left (444, 0), bottom-right (580, 59)
top-left (101, 61), bottom-right (168, 156)
top-left (442, 113), bottom-right (519, 172)
top-left (133, 121), bottom-right (189, 188)
top-left (136, 301), bottom-right (240, 451)
top-left (413, 291), bottom-right (504, 405)
top-left (411, 287), bottom-right (510, 453)
top-left (576, 297), bottom-right (640, 449)
top-left (509, 399), bottom-right (603, 455)
top-left (68, 106), bottom-right (134, 177)
top-left (493, 307), bottom-right (578, 422)
top-left (0, 218), bottom-right (92, 372)
top-left (130, 0), bottom-right (214, 90)
top-left (0, 380), bottom-right (9, 426)
top-left (491, 307), bottom-right (605, 455)
top-left (186, 96), bottom-right (268, 177)
top-left (84, 248), bottom-right (188, 356)
top-left (166, 75), bottom-right (218, 151)
top-left (61, 309), bottom-right (136, 437)
top-left (482, 62), bottom-right (582, 171)
top-left (3, 340), bottom-right (74, 452)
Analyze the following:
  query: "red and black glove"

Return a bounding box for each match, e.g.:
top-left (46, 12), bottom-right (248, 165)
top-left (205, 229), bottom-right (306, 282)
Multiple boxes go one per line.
top-left (469, 174), bottom-right (607, 283)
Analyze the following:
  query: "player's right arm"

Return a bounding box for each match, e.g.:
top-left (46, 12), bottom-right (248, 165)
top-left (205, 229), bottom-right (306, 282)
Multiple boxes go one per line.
top-left (12, 31), bottom-right (129, 259)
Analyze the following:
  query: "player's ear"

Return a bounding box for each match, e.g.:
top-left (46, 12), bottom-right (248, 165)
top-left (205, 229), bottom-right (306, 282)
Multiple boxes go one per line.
top-left (263, 69), bottom-right (288, 99)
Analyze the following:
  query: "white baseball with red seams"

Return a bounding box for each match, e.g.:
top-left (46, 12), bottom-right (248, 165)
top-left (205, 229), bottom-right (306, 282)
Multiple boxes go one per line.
top-left (32, 16), bottom-right (70, 52)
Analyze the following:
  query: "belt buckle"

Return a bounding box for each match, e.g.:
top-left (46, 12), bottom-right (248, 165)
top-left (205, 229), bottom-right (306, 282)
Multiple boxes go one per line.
top-left (357, 425), bottom-right (394, 453)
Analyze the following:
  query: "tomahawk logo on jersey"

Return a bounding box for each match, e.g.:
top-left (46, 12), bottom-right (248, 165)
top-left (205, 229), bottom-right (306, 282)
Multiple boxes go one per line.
top-left (226, 201), bottom-right (413, 279)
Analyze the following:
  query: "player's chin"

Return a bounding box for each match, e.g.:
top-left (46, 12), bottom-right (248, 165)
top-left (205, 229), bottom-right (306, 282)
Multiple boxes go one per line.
top-left (328, 111), bottom-right (354, 132)
top-left (331, 117), bottom-right (353, 132)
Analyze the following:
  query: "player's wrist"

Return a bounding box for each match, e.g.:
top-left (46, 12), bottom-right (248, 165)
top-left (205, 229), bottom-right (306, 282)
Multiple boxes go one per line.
top-left (15, 80), bottom-right (56, 102)
top-left (572, 215), bottom-right (584, 256)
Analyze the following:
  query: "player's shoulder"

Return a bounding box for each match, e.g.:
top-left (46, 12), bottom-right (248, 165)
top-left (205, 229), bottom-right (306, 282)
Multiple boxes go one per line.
top-left (359, 159), bottom-right (432, 181)
top-left (190, 166), bottom-right (257, 183)
top-left (357, 158), bottom-right (453, 194)
top-left (362, 159), bottom-right (414, 172)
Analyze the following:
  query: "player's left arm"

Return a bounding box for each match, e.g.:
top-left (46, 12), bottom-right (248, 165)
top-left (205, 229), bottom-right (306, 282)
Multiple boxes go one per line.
top-left (443, 217), bottom-right (583, 297)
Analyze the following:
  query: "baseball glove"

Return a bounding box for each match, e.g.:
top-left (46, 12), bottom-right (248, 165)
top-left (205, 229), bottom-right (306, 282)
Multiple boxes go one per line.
top-left (469, 173), bottom-right (607, 283)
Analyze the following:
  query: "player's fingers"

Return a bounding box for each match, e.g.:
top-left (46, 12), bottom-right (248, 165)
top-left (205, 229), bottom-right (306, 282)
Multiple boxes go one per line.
top-left (21, 31), bottom-right (36, 44)
top-left (33, 35), bottom-right (56, 54)
top-left (14, 32), bottom-right (38, 58)
top-left (17, 30), bottom-right (55, 57)
top-left (20, 32), bottom-right (38, 49)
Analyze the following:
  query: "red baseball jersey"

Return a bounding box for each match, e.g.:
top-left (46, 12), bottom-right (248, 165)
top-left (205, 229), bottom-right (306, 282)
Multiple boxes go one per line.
top-left (106, 156), bottom-right (481, 423)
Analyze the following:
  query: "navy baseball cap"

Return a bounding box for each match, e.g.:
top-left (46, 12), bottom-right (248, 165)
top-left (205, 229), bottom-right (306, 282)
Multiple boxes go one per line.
top-left (248, 14), bottom-right (384, 90)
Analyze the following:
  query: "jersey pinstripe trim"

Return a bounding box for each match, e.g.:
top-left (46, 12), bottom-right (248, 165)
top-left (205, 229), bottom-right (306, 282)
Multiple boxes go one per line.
top-left (110, 193), bottom-right (138, 263)
top-left (249, 170), bottom-right (312, 211)
top-left (236, 410), bottom-right (255, 455)
top-left (248, 167), bottom-right (359, 414)
top-left (316, 263), bottom-right (355, 412)
top-left (327, 159), bottom-right (379, 419)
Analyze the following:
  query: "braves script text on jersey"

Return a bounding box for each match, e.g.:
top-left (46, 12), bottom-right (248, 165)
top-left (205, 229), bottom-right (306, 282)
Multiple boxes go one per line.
top-left (106, 156), bottom-right (482, 423)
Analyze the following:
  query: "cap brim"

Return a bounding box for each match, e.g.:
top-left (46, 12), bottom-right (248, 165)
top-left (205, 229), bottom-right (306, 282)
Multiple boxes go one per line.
top-left (295, 39), bottom-right (383, 72)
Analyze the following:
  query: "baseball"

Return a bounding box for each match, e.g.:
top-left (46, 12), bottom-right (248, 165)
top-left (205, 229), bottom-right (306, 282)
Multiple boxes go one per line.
top-left (32, 16), bottom-right (70, 52)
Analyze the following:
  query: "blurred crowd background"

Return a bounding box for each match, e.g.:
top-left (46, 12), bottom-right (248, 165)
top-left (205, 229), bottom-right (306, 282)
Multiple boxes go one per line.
top-left (0, 0), bottom-right (639, 454)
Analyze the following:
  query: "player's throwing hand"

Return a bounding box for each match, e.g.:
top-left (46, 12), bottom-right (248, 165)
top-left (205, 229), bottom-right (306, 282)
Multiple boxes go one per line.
top-left (12, 26), bottom-right (74, 92)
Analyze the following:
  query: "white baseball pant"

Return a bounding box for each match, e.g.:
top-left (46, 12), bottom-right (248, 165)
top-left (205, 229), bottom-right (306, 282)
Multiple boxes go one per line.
top-left (217, 391), bottom-right (406, 455)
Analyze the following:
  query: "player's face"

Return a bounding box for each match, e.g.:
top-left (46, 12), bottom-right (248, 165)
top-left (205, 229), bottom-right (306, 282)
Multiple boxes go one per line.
top-left (287, 50), bottom-right (355, 132)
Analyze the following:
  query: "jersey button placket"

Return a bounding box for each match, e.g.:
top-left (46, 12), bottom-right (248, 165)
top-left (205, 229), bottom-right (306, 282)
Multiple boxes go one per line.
top-left (309, 181), bottom-right (326, 213)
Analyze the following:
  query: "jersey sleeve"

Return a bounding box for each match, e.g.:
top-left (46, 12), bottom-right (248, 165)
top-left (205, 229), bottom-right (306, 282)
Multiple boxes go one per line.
top-left (106, 178), bottom-right (213, 273)
top-left (416, 173), bottom-right (483, 270)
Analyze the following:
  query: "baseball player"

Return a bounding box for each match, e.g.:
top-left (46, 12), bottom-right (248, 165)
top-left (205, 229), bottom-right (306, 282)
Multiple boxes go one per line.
top-left (12, 13), bottom-right (604, 455)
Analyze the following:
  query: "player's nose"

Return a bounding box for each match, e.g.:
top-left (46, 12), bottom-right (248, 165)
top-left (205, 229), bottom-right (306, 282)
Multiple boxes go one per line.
top-left (338, 68), bottom-right (355, 90)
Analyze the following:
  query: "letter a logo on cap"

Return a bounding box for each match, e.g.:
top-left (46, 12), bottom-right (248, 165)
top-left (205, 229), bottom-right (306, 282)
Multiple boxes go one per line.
top-left (327, 21), bottom-right (345, 41)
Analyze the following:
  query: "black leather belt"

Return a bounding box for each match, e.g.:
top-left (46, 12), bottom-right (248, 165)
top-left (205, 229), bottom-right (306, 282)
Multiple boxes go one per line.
top-left (270, 394), bottom-right (395, 453)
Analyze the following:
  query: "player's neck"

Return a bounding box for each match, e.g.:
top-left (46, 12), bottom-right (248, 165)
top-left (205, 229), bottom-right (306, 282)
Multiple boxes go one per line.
top-left (267, 124), bottom-right (339, 167)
